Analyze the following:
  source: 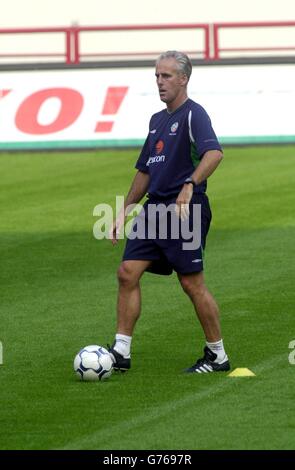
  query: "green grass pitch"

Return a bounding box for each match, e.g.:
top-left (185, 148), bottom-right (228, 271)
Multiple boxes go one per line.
top-left (0, 145), bottom-right (295, 450)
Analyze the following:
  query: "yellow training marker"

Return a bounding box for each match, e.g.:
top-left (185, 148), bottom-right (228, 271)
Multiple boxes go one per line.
top-left (228, 368), bottom-right (256, 377)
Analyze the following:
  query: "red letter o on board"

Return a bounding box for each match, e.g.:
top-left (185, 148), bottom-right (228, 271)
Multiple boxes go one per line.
top-left (15, 88), bottom-right (83, 134)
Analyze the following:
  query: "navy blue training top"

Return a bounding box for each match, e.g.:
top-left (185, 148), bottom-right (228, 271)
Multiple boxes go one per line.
top-left (136, 98), bottom-right (222, 198)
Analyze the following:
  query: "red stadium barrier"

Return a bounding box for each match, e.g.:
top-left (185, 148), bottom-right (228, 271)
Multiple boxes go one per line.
top-left (0, 24), bottom-right (210, 64)
top-left (0, 27), bottom-right (74, 64)
top-left (0, 22), bottom-right (294, 65)
top-left (213, 21), bottom-right (295, 59)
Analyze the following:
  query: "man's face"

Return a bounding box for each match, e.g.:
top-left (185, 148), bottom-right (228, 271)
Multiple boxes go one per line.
top-left (155, 58), bottom-right (188, 105)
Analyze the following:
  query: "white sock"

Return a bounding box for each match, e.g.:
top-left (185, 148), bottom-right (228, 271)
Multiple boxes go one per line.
top-left (206, 339), bottom-right (228, 364)
top-left (114, 334), bottom-right (132, 357)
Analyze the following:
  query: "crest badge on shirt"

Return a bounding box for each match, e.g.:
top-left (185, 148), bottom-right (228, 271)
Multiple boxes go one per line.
top-left (155, 140), bottom-right (164, 154)
top-left (169, 122), bottom-right (179, 135)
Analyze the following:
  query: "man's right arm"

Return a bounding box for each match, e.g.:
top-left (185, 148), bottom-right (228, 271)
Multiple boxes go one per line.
top-left (124, 170), bottom-right (150, 212)
top-left (110, 170), bottom-right (150, 245)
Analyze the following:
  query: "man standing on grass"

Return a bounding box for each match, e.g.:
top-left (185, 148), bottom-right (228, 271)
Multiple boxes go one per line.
top-left (108, 51), bottom-right (230, 374)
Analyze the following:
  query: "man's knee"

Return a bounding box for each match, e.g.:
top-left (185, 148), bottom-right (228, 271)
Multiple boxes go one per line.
top-left (179, 272), bottom-right (206, 297)
top-left (117, 262), bottom-right (140, 288)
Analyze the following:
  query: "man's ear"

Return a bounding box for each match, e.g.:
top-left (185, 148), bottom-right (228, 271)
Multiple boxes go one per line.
top-left (179, 73), bottom-right (188, 87)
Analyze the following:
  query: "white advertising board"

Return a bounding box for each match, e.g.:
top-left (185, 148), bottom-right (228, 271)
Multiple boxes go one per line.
top-left (0, 64), bottom-right (294, 150)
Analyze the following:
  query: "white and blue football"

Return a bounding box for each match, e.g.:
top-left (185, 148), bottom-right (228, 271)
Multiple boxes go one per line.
top-left (74, 344), bottom-right (113, 381)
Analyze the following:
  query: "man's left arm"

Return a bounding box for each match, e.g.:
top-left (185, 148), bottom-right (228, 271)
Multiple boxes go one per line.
top-left (190, 149), bottom-right (223, 185)
top-left (175, 150), bottom-right (223, 219)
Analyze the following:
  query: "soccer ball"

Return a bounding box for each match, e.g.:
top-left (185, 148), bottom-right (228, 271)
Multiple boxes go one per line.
top-left (74, 345), bottom-right (113, 381)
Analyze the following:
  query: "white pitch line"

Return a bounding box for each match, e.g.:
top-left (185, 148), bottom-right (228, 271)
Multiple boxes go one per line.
top-left (60, 352), bottom-right (287, 450)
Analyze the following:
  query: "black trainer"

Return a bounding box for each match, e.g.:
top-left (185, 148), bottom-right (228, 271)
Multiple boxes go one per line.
top-left (185, 346), bottom-right (230, 373)
top-left (108, 344), bottom-right (131, 372)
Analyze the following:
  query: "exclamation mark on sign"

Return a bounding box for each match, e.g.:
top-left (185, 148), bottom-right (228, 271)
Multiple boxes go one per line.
top-left (95, 86), bottom-right (128, 132)
top-left (0, 90), bottom-right (11, 99)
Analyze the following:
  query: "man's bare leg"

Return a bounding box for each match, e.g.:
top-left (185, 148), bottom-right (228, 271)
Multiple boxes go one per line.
top-left (178, 271), bottom-right (221, 342)
top-left (109, 260), bottom-right (151, 370)
top-left (178, 271), bottom-right (229, 370)
top-left (116, 259), bottom-right (152, 335)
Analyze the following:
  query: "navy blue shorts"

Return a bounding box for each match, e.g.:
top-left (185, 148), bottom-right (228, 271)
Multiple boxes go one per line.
top-left (123, 193), bottom-right (212, 275)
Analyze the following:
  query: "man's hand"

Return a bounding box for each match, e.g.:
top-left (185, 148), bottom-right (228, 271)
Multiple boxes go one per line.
top-left (175, 183), bottom-right (193, 221)
top-left (109, 170), bottom-right (150, 245)
top-left (109, 208), bottom-right (125, 245)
